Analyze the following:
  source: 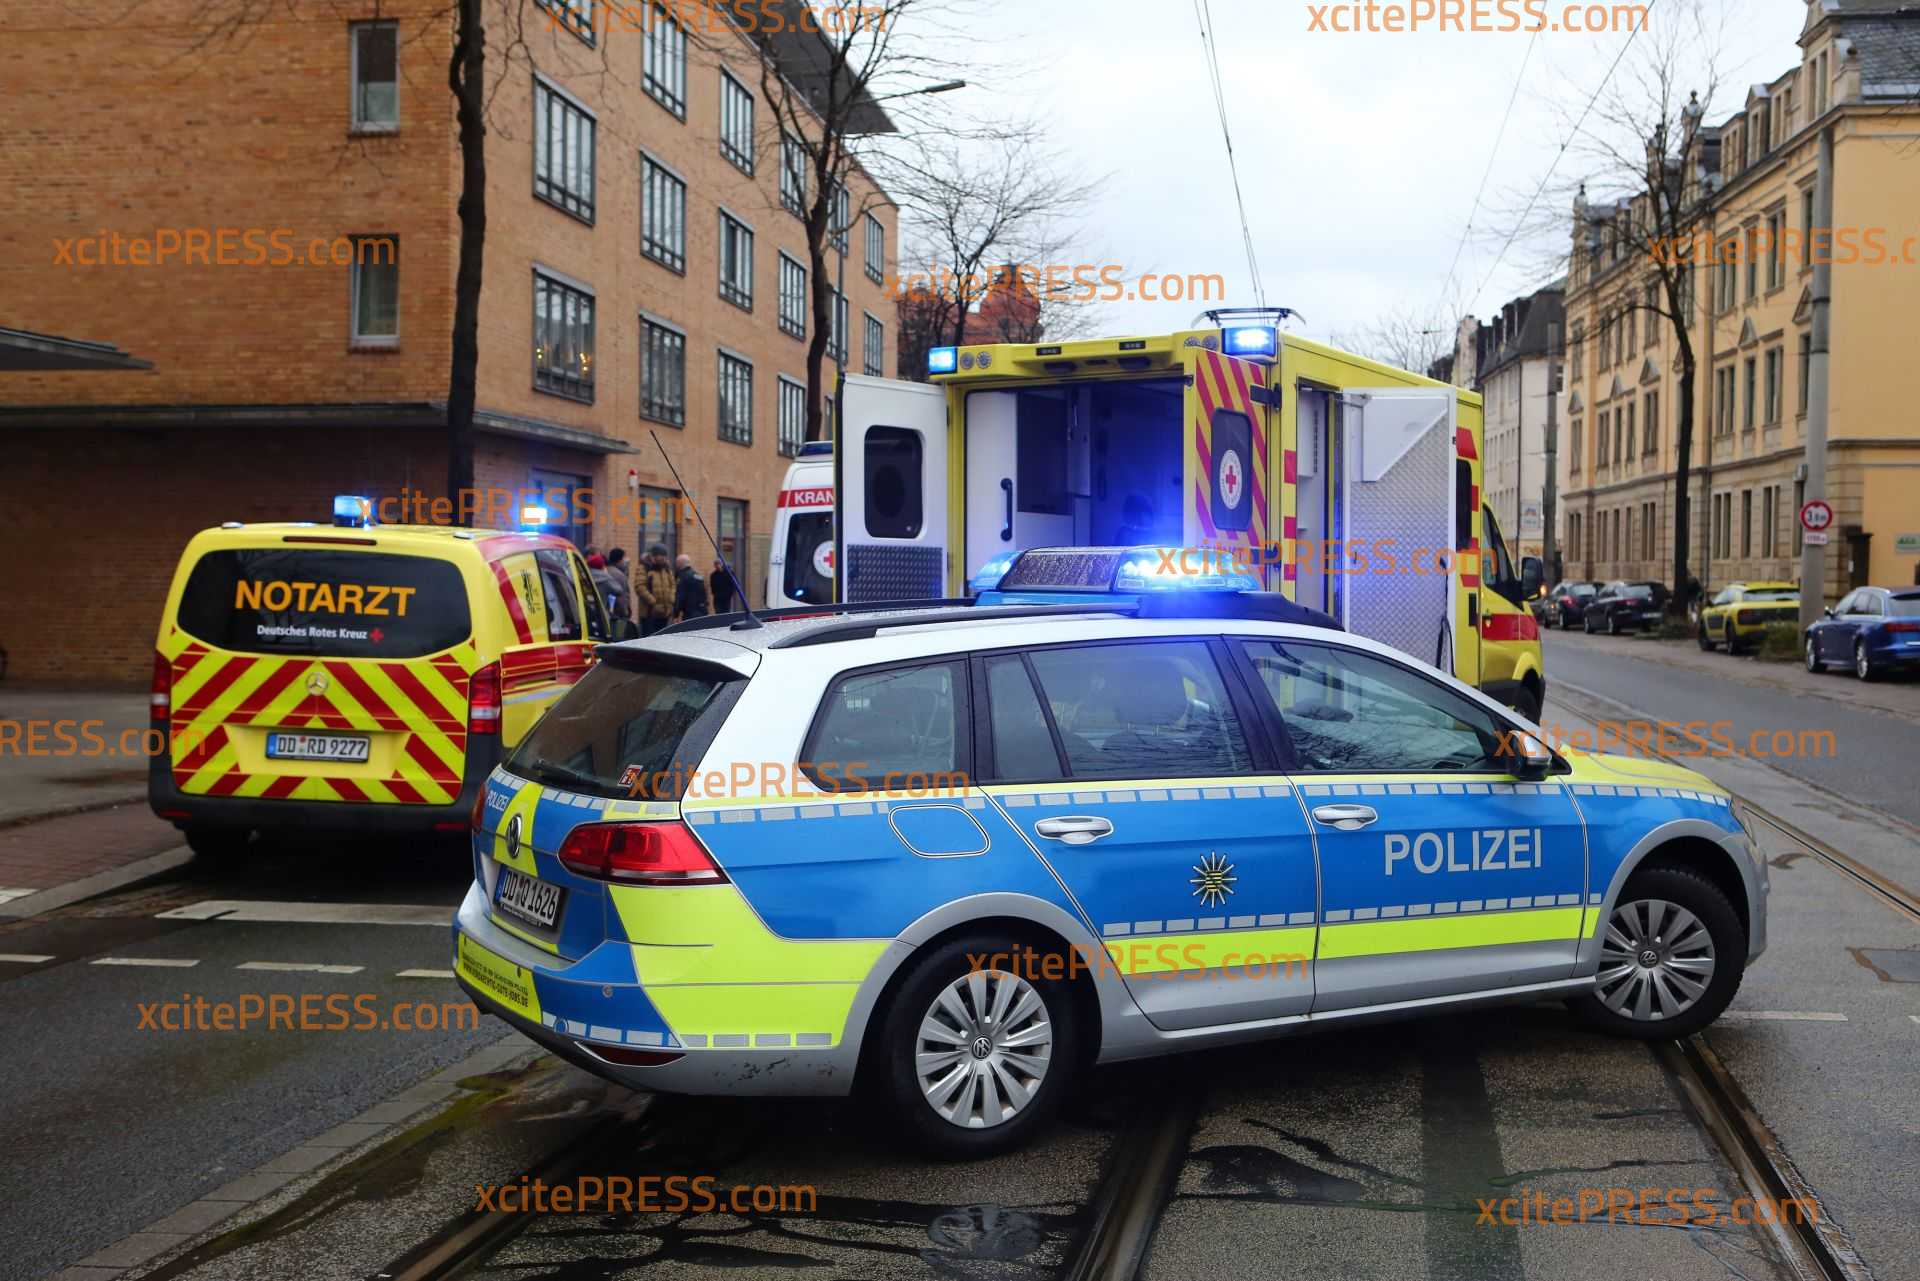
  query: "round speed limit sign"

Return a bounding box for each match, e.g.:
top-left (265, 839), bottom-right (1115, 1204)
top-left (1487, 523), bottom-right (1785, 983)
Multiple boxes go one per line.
top-left (1799, 499), bottom-right (1834, 533)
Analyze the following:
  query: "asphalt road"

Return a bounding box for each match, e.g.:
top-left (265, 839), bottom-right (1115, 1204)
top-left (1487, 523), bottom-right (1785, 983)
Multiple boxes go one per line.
top-left (0, 840), bottom-right (488, 1281)
top-left (1541, 630), bottom-right (1920, 827)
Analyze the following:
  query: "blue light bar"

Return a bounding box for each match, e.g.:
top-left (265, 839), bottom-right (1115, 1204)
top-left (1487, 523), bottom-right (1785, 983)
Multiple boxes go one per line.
top-left (332, 495), bottom-right (375, 528)
top-left (797, 441), bottom-right (834, 457)
top-left (1223, 325), bottom-right (1278, 358)
top-left (927, 346), bottom-right (959, 375)
top-left (969, 549), bottom-right (1021, 593)
top-left (1114, 546), bottom-right (1260, 593)
top-left (519, 504), bottom-right (550, 529)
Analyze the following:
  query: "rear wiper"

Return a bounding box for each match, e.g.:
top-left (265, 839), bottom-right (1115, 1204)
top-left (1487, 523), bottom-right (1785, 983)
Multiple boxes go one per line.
top-left (522, 758), bottom-right (611, 794)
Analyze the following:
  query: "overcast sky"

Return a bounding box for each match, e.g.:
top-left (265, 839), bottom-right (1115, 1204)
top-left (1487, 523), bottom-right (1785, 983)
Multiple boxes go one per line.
top-left (942, 0), bottom-right (1808, 344)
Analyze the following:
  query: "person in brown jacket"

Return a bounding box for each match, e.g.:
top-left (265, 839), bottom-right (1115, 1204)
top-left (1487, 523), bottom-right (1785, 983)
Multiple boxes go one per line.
top-left (636, 545), bottom-right (677, 636)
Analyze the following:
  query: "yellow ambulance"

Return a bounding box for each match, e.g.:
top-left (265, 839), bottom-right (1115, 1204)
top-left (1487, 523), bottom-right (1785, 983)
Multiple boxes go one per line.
top-left (149, 498), bottom-right (608, 861)
top-left (833, 311), bottom-right (1548, 717)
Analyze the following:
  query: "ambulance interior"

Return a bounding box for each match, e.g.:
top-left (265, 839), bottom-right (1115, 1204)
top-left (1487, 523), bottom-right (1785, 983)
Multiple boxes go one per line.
top-left (961, 378), bottom-right (1185, 581)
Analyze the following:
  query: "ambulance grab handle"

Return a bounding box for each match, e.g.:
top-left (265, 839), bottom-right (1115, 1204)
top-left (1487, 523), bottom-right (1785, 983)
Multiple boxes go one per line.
top-left (1000, 478), bottom-right (1014, 542)
top-left (1310, 804), bottom-right (1378, 831)
top-left (1035, 816), bottom-right (1114, 845)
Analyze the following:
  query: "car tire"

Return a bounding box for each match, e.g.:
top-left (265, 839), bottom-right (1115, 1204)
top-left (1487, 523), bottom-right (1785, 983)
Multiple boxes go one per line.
top-left (1725, 632), bottom-right (1743, 657)
top-left (1804, 636), bottom-right (1824, 673)
top-left (1510, 683), bottom-right (1543, 723)
top-left (185, 826), bottom-right (252, 867)
top-left (1855, 640), bottom-right (1877, 682)
top-left (1582, 613), bottom-right (1596, 634)
top-left (1697, 625), bottom-right (1714, 651)
top-left (1607, 613), bottom-right (1620, 636)
top-left (1572, 865), bottom-right (1744, 1041)
top-left (872, 933), bottom-right (1081, 1159)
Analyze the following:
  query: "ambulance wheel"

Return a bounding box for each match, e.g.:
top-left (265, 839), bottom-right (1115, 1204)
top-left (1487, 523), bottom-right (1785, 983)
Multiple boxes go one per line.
top-left (1510, 684), bottom-right (1542, 724)
top-left (873, 933), bottom-right (1080, 1159)
top-left (1571, 866), bottom-right (1743, 1041)
top-left (185, 826), bottom-right (252, 868)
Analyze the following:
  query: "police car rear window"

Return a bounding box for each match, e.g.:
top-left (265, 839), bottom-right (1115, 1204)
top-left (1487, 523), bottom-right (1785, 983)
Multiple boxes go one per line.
top-left (506, 657), bottom-right (742, 800)
top-left (176, 549), bottom-right (471, 659)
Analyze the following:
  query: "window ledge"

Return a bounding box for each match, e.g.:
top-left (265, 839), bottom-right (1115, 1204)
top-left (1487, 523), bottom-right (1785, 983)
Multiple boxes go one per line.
top-left (349, 124), bottom-right (400, 138)
top-left (350, 338), bottom-right (400, 352)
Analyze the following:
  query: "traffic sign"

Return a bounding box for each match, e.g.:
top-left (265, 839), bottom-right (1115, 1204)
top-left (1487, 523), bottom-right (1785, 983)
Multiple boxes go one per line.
top-left (1799, 499), bottom-right (1834, 533)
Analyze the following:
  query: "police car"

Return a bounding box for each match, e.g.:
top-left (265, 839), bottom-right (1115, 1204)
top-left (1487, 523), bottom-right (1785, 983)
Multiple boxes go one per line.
top-left (453, 556), bottom-right (1766, 1157)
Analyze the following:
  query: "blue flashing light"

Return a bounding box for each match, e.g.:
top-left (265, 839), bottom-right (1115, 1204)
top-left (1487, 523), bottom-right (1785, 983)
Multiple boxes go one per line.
top-left (1223, 325), bottom-right (1278, 358)
top-left (969, 549), bottom-right (1021, 594)
top-left (332, 495), bottom-right (376, 528)
top-left (519, 504), bottom-right (551, 530)
top-left (797, 441), bottom-right (834, 458)
top-left (1114, 546), bottom-right (1260, 593)
top-left (927, 346), bottom-right (959, 375)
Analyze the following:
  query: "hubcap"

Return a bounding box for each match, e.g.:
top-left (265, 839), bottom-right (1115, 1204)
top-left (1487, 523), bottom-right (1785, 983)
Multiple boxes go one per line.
top-left (1857, 645), bottom-right (1869, 678)
top-left (915, 967), bottom-right (1053, 1129)
top-left (1807, 640), bottom-right (1818, 669)
top-left (1597, 898), bottom-right (1716, 1021)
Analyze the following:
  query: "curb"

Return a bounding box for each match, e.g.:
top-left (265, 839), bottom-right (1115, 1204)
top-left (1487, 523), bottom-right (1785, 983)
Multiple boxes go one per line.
top-left (0, 845), bottom-right (195, 922)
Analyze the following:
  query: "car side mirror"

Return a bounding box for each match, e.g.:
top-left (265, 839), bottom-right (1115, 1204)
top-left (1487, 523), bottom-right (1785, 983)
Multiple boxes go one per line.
top-left (1822, 606), bottom-right (1834, 619)
top-left (1521, 556), bottom-right (1544, 599)
top-left (1506, 729), bottom-right (1555, 782)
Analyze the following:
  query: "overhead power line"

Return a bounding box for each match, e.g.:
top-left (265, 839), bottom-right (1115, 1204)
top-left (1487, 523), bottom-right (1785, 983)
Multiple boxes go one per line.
top-left (1192, 0), bottom-right (1265, 310)
top-left (1436, 28), bottom-right (1541, 317)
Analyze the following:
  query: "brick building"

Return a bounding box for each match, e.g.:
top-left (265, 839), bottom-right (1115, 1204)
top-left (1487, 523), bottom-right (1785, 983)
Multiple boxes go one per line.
top-left (0, 0), bottom-right (898, 685)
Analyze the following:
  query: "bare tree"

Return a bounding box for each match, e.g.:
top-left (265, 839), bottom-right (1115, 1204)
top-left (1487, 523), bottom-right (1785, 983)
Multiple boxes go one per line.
top-left (1328, 302), bottom-right (1459, 377)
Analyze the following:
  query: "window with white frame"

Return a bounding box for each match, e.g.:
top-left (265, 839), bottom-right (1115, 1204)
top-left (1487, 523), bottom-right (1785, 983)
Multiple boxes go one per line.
top-left (536, 0), bottom-right (594, 43)
top-left (534, 80), bottom-right (595, 222)
top-left (534, 270), bottom-right (594, 401)
top-left (640, 317), bottom-right (685, 425)
top-left (644, 5), bottom-right (686, 117)
top-left (718, 211), bottom-right (753, 309)
top-left (720, 72), bottom-right (753, 173)
top-left (717, 351), bottom-right (753, 445)
top-left (830, 183), bottom-right (850, 252)
top-left (350, 23), bottom-right (398, 131)
top-left (778, 375), bottom-right (806, 457)
top-left (641, 155), bottom-right (685, 271)
top-left (863, 312), bottom-right (883, 376)
top-left (781, 133), bottom-right (807, 216)
top-left (829, 287), bottom-right (848, 362)
top-left (350, 235), bottom-right (399, 343)
top-left (778, 253), bottom-right (806, 339)
top-left (864, 214), bottom-right (884, 284)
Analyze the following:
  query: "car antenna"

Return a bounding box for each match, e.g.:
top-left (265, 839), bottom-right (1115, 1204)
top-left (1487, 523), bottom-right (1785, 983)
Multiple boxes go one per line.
top-left (649, 430), bottom-right (762, 631)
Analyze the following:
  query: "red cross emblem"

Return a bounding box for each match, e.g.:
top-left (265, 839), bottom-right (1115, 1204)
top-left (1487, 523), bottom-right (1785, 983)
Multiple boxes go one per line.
top-left (1219, 448), bottom-right (1244, 510)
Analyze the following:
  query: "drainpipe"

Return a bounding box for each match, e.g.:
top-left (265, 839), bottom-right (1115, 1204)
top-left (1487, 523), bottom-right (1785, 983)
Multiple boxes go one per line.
top-left (1798, 123), bottom-right (1834, 633)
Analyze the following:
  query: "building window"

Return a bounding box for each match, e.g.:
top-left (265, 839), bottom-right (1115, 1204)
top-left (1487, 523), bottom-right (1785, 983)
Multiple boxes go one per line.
top-left (778, 375), bottom-right (806, 457)
top-left (1744, 225), bottom-right (1759, 301)
top-left (1643, 390), bottom-right (1658, 456)
top-left (1800, 188), bottom-right (1816, 271)
top-left (781, 133), bottom-right (808, 216)
top-left (533, 271), bottom-right (594, 402)
top-left (1793, 478), bottom-right (1805, 554)
top-left (1570, 418), bottom-right (1583, 473)
top-left (637, 483), bottom-right (680, 560)
top-left (1622, 402), bottom-right (1635, 462)
top-left (719, 72), bottom-right (754, 174)
top-left (534, 80), bottom-right (595, 223)
top-left (863, 312), bottom-right (884, 376)
top-left (778, 253), bottom-right (806, 339)
top-left (1641, 501), bottom-right (1655, 560)
top-left (641, 155), bottom-right (685, 272)
top-left (1797, 333), bottom-right (1812, 413)
top-left (1571, 327), bottom-right (1584, 377)
top-left (828, 288), bottom-right (847, 362)
top-left (717, 498), bottom-right (749, 604)
top-left (830, 183), bottom-right (850, 252)
top-left (717, 351), bottom-right (753, 445)
top-left (1740, 489), bottom-right (1753, 558)
top-left (1764, 346), bottom-right (1782, 425)
top-left (640, 317), bottom-right (685, 425)
top-left (644, 5), bottom-right (686, 117)
top-left (1742, 357), bottom-right (1757, 431)
top-left (349, 235), bottom-right (399, 344)
top-left (864, 214), bottom-right (885, 284)
top-left (718, 211), bottom-right (753, 310)
top-left (1716, 250), bottom-right (1736, 313)
top-left (1766, 209), bottom-right (1785, 291)
top-left (1643, 284), bottom-right (1659, 347)
top-left (1597, 410), bottom-right (1610, 466)
top-left (536, 0), bottom-right (594, 43)
top-left (350, 23), bottom-right (398, 131)
top-left (1714, 367), bottom-right (1733, 436)
top-left (1763, 486), bottom-right (1777, 557)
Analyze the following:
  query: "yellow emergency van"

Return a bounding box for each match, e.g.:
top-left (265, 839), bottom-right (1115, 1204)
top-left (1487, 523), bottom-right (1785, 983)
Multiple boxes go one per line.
top-left (148, 498), bottom-right (608, 860)
top-left (833, 311), bottom-right (1548, 716)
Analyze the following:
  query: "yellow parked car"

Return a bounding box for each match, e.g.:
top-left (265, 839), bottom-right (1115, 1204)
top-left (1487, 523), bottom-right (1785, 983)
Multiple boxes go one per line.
top-left (1697, 581), bottom-right (1798, 655)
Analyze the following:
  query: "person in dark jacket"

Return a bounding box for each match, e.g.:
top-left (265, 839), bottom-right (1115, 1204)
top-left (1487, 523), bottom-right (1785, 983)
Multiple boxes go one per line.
top-left (603, 547), bottom-right (636, 637)
top-left (710, 559), bottom-right (737, 615)
top-left (672, 554), bottom-right (710, 622)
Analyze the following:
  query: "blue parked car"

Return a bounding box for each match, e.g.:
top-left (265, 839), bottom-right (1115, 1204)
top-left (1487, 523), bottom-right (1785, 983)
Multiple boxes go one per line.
top-left (1805, 586), bottom-right (1920, 680)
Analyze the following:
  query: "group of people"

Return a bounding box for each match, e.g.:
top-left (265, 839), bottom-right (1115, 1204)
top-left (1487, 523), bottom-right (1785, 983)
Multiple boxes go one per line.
top-left (584, 545), bottom-right (741, 639)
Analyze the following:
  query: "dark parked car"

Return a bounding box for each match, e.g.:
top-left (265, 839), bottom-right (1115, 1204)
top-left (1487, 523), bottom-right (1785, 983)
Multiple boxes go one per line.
top-left (1540, 580), bottom-right (1603, 628)
top-left (1805, 586), bottom-right (1920, 680)
top-left (1582, 581), bottom-right (1669, 634)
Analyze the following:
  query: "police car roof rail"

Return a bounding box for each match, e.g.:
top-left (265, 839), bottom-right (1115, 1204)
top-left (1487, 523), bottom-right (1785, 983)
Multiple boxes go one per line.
top-left (656, 597), bottom-right (977, 638)
top-left (768, 603), bottom-right (1136, 649)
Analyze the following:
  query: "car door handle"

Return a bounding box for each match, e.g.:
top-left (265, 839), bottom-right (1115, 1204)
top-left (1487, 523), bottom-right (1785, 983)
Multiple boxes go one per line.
top-left (1034, 816), bottom-right (1114, 845)
top-left (1311, 804), bottom-right (1378, 831)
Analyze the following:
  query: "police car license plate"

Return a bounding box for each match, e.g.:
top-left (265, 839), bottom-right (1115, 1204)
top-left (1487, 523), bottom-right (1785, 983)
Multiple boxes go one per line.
top-left (265, 732), bottom-right (370, 762)
top-left (496, 868), bottom-right (564, 931)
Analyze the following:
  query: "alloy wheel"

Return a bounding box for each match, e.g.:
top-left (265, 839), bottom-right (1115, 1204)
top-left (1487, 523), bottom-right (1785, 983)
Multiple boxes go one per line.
top-left (1805, 637), bottom-right (1821, 672)
top-left (1596, 898), bottom-right (1717, 1022)
top-left (1856, 641), bottom-right (1872, 681)
top-left (915, 967), bottom-right (1054, 1129)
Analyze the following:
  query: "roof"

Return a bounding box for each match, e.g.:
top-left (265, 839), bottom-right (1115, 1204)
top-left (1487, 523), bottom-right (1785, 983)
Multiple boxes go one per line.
top-left (0, 326), bottom-right (151, 372)
top-left (187, 522), bottom-right (575, 564)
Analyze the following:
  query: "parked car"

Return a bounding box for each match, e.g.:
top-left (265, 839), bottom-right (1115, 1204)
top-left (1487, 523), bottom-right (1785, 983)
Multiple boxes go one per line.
top-left (1540, 581), bottom-right (1603, 629)
top-left (1805, 586), bottom-right (1920, 680)
top-left (1582, 581), bottom-right (1669, 634)
top-left (1697, 582), bottom-right (1798, 654)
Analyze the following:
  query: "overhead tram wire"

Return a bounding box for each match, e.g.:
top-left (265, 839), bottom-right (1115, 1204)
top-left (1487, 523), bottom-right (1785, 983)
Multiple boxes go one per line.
top-left (1193, 0), bottom-right (1265, 310)
top-left (1436, 27), bottom-right (1542, 316)
top-left (1465, 0), bottom-right (1658, 313)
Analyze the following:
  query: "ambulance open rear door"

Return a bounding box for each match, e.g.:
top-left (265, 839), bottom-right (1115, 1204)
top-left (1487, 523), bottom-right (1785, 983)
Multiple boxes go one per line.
top-left (836, 373), bottom-right (950, 603)
top-left (1338, 388), bottom-right (1458, 670)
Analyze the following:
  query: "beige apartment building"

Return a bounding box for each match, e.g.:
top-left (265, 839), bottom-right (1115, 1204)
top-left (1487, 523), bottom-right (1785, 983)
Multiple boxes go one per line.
top-left (1444, 285), bottom-right (1565, 564)
top-left (1559, 0), bottom-right (1920, 600)
top-left (0, 0), bottom-right (897, 684)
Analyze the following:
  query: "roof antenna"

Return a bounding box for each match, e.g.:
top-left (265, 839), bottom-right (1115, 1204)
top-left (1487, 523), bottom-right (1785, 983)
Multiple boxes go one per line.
top-left (649, 430), bottom-right (762, 631)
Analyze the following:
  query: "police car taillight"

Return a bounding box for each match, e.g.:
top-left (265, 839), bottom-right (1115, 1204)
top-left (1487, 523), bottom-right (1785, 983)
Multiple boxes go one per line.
top-left (151, 651), bottom-right (171, 725)
top-left (468, 662), bottom-right (502, 735)
top-left (555, 822), bottom-right (728, 886)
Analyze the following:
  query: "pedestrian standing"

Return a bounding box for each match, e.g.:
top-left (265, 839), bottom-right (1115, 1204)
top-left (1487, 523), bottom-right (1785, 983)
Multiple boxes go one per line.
top-left (710, 559), bottom-right (737, 615)
top-left (604, 547), bottom-right (636, 638)
top-left (672, 554), bottom-right (710, 622)
top-left (637, 545), bottom-right (675, 636)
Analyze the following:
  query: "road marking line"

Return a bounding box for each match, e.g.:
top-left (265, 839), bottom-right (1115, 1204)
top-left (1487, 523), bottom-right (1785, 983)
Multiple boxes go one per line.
top-left (1909, 1015), bottom-right (1920, 1026)
top-left (397, 969), bottom-right (457, 979)
top-left (1720, 1010), bottom-right (1848, 1022)
top-left (0, 953), bottom-right (55, 964)
top-left (236, 961), bottom-right (365, 974)
top-left (92, 957), bottom-right (200, 968)
top-left (0, 888), bottom-right (38, 905)
top-left (156, 900), bottom-right (449, 926)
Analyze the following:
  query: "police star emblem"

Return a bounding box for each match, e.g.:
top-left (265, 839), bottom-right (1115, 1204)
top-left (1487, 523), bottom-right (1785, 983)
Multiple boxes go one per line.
top-left (1190, 852), bottom-right (1236, 907)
